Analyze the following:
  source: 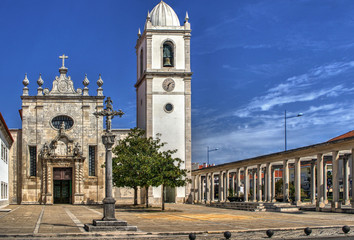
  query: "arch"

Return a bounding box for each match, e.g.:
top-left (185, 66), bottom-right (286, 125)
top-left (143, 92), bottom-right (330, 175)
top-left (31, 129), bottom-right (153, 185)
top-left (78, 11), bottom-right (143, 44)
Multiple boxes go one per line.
top-left (162, 40), bottom-right (175, 67)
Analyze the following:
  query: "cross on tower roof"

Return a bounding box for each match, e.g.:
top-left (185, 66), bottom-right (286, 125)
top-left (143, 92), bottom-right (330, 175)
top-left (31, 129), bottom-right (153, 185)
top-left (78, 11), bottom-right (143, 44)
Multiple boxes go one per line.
top-left (59, 54), bottom-right (68, 68)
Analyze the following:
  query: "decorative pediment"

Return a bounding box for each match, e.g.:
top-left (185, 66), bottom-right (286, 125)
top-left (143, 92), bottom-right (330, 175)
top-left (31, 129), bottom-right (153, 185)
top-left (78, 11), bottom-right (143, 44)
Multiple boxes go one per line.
top-left (46, 55), bottom-right (82, 96)
top-left (48, 68), bottom-right (82, 96)
top-left (40, 123), bottom-right (82, 159)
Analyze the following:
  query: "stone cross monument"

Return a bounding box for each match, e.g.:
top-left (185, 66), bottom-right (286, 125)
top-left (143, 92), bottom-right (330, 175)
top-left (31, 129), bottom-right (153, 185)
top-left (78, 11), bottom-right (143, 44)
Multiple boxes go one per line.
top-left (85, 97), bottom-right (137, 231)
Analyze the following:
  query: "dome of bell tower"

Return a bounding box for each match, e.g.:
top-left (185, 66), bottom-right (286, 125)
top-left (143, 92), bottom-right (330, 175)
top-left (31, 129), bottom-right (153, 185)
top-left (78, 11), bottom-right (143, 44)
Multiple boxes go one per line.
top-left (150, 1), bottom-right (180, 27)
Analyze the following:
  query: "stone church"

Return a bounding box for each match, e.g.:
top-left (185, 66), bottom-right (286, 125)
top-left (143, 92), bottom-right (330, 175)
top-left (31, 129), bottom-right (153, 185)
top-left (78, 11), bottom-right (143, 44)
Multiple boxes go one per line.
top-left (8, 1), bottom-right (192, 205)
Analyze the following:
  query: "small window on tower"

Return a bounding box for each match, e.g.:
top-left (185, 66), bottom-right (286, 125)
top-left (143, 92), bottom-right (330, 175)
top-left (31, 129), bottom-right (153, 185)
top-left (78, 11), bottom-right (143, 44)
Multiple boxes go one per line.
top-left (140, 49), bottom-right (144, 76)
top-left (163, 41), bottom-right (174, 67)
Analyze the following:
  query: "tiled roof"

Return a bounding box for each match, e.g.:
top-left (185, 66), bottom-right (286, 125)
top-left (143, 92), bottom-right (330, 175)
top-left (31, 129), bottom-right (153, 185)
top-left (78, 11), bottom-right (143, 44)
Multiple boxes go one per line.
top-left (0, 112), bottom-right (14, 143)
top-left (327, 130), bottom-right (354, 142)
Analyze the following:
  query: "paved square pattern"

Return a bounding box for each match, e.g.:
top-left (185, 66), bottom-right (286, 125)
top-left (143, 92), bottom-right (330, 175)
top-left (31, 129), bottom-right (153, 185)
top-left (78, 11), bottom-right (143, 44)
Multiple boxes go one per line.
top-left (0, 204), bottom-right (353, 239)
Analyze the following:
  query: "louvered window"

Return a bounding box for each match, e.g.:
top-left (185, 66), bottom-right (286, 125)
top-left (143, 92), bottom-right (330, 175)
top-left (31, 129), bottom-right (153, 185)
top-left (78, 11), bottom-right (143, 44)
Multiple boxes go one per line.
top-left (29, 146), bottom-right (37, 176)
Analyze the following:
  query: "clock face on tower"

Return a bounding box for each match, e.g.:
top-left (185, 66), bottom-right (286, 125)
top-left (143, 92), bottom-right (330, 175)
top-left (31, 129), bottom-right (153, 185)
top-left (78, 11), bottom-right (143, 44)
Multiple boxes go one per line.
top-left (162, 78), bottom-right (175, 92)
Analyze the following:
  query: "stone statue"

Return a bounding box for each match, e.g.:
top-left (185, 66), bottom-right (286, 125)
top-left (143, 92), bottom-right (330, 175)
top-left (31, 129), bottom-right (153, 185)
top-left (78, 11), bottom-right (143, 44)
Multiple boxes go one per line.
top-left (73, 143), bottom-right (81, 156)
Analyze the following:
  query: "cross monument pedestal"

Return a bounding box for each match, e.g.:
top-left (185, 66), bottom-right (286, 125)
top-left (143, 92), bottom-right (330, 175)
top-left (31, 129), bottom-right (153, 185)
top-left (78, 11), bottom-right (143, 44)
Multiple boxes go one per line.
top-left (84, 97), bottom-right (137, 232)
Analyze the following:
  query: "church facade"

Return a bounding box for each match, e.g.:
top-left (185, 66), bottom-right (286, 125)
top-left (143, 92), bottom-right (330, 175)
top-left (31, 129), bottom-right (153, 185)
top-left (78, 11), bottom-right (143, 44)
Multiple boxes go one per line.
top-left (8, 1), bottom-right (192, 205)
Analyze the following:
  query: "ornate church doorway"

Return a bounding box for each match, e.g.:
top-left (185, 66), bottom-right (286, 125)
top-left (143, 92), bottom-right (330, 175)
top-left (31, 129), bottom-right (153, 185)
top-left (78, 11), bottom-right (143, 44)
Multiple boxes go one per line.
top-left (53, 168), bottom-right (72, 204)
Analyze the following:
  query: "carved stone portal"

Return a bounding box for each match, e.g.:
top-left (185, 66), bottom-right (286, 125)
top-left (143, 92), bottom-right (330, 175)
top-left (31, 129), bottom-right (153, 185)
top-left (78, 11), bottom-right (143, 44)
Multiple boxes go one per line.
top-left (39, 128), bottom-right (85, 204)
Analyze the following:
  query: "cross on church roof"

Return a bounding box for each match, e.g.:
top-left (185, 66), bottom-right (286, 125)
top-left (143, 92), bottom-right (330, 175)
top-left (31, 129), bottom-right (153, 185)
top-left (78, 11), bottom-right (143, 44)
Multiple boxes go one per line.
top-left (59, 54), bottom-right (68, 68)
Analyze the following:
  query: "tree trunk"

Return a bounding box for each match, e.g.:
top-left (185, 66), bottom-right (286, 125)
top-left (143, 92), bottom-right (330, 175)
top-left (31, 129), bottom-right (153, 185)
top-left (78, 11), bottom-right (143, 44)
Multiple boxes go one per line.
top-left (134, 186), bottom-right (138, 205)
top-left (145, 186), bottom-right (149, 208)
top-left (161, 184), bottom-right (165, 211)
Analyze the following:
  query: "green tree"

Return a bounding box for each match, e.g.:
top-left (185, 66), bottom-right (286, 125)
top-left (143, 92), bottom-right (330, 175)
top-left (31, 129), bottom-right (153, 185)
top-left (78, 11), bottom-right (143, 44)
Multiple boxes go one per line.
top-left (112, 128), bottom-right (160, 206)
top-left (112, 128), bottom-right (190, 210)
top-left (150, 146), bottom-right (190, 210)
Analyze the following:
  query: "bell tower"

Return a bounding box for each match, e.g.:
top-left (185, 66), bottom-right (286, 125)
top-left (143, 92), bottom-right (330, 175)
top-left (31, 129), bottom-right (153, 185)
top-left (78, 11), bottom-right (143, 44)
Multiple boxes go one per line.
top-left (135, 1), bottom-right (192, 203)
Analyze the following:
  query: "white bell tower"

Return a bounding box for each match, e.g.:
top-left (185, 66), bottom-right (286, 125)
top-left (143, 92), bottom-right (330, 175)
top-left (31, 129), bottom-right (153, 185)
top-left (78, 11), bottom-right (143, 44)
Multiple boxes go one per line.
top-left (135, 1), bottom-right (192, 203)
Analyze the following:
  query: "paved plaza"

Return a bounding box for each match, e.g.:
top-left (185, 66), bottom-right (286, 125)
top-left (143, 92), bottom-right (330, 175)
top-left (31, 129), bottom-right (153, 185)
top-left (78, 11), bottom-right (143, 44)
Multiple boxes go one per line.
top-left (0, 204), bottom-right (353, 239)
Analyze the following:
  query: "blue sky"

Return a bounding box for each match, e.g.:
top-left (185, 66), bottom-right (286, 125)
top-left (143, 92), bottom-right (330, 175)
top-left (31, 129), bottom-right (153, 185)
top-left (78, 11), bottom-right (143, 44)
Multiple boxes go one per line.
top-left (1, 0), bottom-right (354, 165)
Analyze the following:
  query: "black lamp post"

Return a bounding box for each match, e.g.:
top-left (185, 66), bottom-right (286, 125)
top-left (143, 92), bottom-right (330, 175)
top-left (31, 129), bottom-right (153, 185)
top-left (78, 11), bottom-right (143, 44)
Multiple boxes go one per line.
top-left (284, 110), bottom-right (303, 151)
top-left (207, 146), bottom-right (219, 166)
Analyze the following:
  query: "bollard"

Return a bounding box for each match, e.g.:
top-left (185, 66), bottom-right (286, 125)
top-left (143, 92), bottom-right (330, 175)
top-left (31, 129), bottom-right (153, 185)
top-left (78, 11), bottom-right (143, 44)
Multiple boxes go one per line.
top-left (224, 231), bottom-right (232, 239)
top-left (266, 229), bottom-right (274, 238)
top-left (189, 233), bottom-right (196, 240)
top-left (304, 227), bottom-right (312, 236)
top-left (342, 226), bottom-right (350, 234)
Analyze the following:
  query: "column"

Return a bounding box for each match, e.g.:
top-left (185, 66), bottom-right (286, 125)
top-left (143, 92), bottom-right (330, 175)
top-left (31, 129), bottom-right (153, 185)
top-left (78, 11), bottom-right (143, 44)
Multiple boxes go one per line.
top-left (316, 154), bottom-right (325, 209)
top-left (252, 170), bottom-right (257, 202)
top-left (225, 170), bottom-right (230, 201)
top-left (294, 158), bottom-right (301, 205)
top-left (193, 176), bottom-right (197, 203)
top-left (47, 164), bottom-right (52, 204)
top-left (343, 156), bottom-right (350, 205)
top-left (266, 163), bottom-right (271, 202)
top-left (198, 174), bottom-right (202, 203)
top-left (352, 149), bottom-right (354, 207)
top-left (257, 164), bottom-right (262, 202)
top-left (310, 160), bottom-right (316, 205)
top-left (244, 167), bottom-right (249, 202)
top-left (236, 168), bottom-right (241, 197)
top-left (219, 171), bottom-right (223, 202)
top-left (323, 161), bottom-right (328, 204)
top-left (206, 173), bottom-right (210, 203)
top-left (79, 161), bottom-right (84, 194)
top-left (211, 173), bottom-right (215, 202)
top-left (283, 160), bottom-right (289, 202)
top-left (271, 167), bottom-right (276, 202)
top-left (332, 151), bottom-right (339, 210)
top-left (231, 172), bottom-right (235, 196)
top-left (74, 161), bottom-right (80, 204)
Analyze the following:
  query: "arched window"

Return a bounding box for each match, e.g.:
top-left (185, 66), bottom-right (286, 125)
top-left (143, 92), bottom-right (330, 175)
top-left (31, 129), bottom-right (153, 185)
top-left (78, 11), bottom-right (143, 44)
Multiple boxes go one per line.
top-left (140, 49), bottom-right (144, 76)
top-left (163, 41), bottom-right (174, 67)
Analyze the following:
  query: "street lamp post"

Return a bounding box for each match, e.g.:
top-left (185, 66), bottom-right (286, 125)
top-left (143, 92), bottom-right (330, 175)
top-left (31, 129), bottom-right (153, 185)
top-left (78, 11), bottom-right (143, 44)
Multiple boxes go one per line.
top-left (284, 110), bottom-right (303, 151)
top-left (207, 146), bottom-right (219, 166)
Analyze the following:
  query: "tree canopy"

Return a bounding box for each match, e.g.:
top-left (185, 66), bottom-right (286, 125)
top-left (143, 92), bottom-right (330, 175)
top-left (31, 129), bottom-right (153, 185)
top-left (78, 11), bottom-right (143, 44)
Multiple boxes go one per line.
top-left (112, 127), bottom-right (190, 209)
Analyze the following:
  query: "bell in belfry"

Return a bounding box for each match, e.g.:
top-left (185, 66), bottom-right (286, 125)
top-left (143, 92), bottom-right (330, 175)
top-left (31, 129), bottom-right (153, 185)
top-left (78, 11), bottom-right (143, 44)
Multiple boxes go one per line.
top-left (164, 57), bottom-right (172, 66)
top-left (163, 44), bottom-right (173, 67)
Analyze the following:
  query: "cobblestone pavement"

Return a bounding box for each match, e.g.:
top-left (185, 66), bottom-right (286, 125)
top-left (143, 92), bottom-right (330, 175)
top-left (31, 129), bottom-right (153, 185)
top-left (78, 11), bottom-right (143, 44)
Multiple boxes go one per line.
top-left (0, 204), bottom-right (353, 239)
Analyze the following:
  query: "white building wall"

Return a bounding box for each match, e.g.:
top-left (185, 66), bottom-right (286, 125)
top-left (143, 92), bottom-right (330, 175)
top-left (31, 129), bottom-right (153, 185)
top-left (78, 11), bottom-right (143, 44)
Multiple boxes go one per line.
top-left (137, 81), bottom-right (146, 130)
top-left (0, 130), bottom-right (9, 206)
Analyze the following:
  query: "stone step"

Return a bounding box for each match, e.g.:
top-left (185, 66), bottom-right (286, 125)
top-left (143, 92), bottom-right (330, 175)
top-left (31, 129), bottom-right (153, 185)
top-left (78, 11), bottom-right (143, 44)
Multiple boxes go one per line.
top-left (207, 201), bottom-right (300, 212)
top-left (93, 220), bottom-right (128, 226)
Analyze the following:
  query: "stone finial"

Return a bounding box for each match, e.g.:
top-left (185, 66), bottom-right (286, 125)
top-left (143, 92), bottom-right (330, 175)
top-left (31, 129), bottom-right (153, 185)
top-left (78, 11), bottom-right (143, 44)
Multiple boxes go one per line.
top-left (37, 73), bottom-right (44, 87)
top-left (184, 11), bottom-right (191, 30)
top-left (145, 11), bottom-right (152, 29)
top-left (97, 74), bottom-right (103, 88)
top-left (22, 73), bottom-right (29, 96)
top-left (97, 74), bottom-right (104, 96)
top-left (138, 28), bottom-right (141, 37)
top-left (37, 73), bottom-right (44, 96)
top-left (83, 74), bottom-right (89, 96)
top-left (83, 74), bottom-right (89, 87)
top-left (23, 73), bottom-right (29, 87)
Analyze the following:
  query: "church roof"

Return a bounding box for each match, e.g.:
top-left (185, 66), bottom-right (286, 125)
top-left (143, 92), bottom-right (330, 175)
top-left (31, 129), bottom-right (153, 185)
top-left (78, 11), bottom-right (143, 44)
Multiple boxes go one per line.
top-left (150, 1), bottom-right (180, 27)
